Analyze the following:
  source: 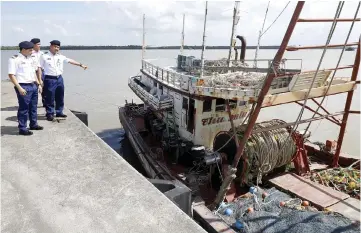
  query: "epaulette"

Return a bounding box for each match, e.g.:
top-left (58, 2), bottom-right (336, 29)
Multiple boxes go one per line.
top-left (11, 55), bottom-right (18, 59)
top-left (44, 52), bottom-right (49, 54)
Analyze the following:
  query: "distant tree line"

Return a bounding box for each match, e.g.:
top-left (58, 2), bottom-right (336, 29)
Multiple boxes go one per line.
top-left (1, 45), bottom-right (349, 50)
top-left (2, 45), bottom-right (282, 50)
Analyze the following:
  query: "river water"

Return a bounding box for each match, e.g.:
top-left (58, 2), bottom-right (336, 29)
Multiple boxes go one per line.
top-left (1, 49), bottom-right (359, 158)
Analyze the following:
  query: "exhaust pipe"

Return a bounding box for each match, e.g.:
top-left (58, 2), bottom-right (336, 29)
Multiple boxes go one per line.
top-left (236, 35), bottom-right (246, 61)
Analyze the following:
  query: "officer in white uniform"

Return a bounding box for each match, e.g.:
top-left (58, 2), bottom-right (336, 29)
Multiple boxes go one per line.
top-left (30, 38), bottom-right (45, 106)
top-left (40, 40), bottom-right (88, 121)
top-left (8, 41), bottom-right (44, 136)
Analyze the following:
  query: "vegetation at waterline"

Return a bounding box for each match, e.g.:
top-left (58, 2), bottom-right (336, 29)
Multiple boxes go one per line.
top-left (2, 45), bottom-right (354, 50)
top-left (2, 45), bottom-right (281, 50)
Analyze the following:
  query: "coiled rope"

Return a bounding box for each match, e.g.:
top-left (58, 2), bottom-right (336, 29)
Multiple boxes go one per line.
top-left (235, 119), bottom-right (296, 185)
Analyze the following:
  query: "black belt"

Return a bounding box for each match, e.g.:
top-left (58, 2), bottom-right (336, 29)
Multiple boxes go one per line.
top-left (44, 75), bottom-right (61, 79)
top-left (19, 82), bottom-right (36, 85)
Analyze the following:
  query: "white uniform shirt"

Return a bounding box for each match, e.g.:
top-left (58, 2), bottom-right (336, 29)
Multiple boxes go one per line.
top-left (30, 50), bottom-right (44, 71)
top-left (40, 51), bottom-right (71, 76)
top-left (8, 53), bottom-right (37, 83)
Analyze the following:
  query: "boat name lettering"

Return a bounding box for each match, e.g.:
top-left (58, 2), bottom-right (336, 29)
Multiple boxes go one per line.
top-left (201, 112), bottom-right (247, 126)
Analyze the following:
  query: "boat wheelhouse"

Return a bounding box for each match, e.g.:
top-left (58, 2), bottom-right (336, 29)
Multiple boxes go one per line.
top-left (128, 54), bottom-right (355, 149)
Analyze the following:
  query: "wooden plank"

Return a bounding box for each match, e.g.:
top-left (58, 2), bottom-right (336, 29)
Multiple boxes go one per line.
top-left (193, 201), bottom-right (236, 233)
top-left (269, 173), bottom-right (350, 209)
top-left (328, 197), bottom-right (361, 221)
top-left (262, 81), bottom-right (356, 107)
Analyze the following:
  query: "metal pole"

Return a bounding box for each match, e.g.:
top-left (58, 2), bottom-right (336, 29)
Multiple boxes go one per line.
top-left (333, 36), bottom-right (360, 167)
top-left (311, 98), bottom-right (340, 123)
top-left (254, 1), bottom-right (270, 67)
top-left (200, 1), bottom-right (208, 79)
top-left (181, 14), bottom-right (185, 55)
top-left (227, 1), bottom-right (240, 67)
top-left (232, 2), bottom-right (304, 168)
top-left (295, 102), bottom-right (341, 126)
top-left (212, 2), bottom-right (305, 209)
top-left (142, 14), bottom-right (146, 60)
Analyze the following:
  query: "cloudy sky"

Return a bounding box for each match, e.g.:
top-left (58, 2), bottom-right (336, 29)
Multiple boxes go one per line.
top-left (1, 1), bottom-right (360, 46)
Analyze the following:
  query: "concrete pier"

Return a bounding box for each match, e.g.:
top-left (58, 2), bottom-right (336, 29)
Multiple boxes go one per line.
top-left (1, 81), bottom-right (206, 233)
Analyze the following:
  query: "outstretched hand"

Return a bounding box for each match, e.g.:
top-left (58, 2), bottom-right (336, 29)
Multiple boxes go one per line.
top-left (81, 64), bottom-right (88, 70)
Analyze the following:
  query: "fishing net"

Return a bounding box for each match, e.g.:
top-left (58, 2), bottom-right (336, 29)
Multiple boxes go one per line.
top-left (216, 187), bottom-right (360, 233)
top-left (201, 59), bottom-right (267, 88)
top-left (309, 166), bottom-right (360, 199)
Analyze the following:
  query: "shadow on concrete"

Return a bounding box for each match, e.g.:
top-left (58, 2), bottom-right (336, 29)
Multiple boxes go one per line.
top-left (37, 115), bottom-right (48, 121)
top-left (1, 106), bottom-right (18, 111)
top-left (1, 126), bottom-right (19, 136)
top-left (5, 115), bottom-right (48, 122)
top-left (5, 116), bottom-right (17, 122)
top-left (96, 128), bottom-right (147, 177)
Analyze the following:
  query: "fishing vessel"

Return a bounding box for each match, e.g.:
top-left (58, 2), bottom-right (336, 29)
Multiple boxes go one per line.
top-left (119, 2), bottom-right (360, 232)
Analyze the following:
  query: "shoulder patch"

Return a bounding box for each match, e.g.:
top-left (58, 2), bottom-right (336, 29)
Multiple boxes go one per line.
top-left (11, 55), bottom-right (18, 59)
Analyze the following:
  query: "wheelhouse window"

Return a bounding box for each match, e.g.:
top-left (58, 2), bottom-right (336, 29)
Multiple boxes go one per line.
top-left (229, 99), bottom-right (237, 109)
top-left (215, 99), bottom-right (225, 112)
top-left (203, 99), bottom-right (212, 112)
top-left (182, 97), bottom-right (188, 110)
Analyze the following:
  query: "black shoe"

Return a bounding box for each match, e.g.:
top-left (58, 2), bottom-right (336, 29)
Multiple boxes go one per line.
top-left (19, 130), bottom-right (33, 136)
top-left (30, 125), bottom-right (44, 130)
top-left (47, 115), bottom-right (54, 121)
top-left (56, 114), bottom-right (67, 118)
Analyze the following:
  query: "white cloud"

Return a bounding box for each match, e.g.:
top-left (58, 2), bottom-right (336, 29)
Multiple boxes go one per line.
top-left (12, 27), bottom-right (24, 33)
top-left (44, 28), bottom-right (52, 35)
top-left (1, 1), bottom-right (360, 46)
top-left (53, 24), bottom-right (68, 36)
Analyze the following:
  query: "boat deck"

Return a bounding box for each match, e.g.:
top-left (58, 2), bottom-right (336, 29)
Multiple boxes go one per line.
top-left (269, 173), bottom-right (360, 221)
top-left (1, 81), bottom-right (206, 233)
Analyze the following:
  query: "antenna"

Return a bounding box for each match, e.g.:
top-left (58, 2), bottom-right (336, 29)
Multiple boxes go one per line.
top-left (142, 14), bottom-right (146, 60)
top-left (227, 1), bottom-right (240, 67)
top-left (181, 14), bottom-right (185, 54)
top-left (200, 1), bottom-right (208, 78)
top-left (254, 1), bottom-right (270, 67)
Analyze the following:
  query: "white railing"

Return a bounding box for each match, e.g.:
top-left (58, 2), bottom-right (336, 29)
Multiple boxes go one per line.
top-left (141, 59), bottom-right (305, 100)
top-left (128, 76), bottom-right (173, 110)
top-left (142, 60), bottom-right (194, 91)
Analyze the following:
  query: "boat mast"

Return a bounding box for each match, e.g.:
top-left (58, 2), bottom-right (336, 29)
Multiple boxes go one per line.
top-left (142, 14), bottom-right (146, 60)
top-left (227, 1), bottom-right (240, 67)
top-left (181, 14), bottom-right (185, 54)
top-left (254, 1), bottom-right (270, 68)
top-left (200, 1), bottom-right (208, 78)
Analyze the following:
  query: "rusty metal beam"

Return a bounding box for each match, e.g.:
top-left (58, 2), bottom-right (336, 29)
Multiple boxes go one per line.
top-left (295, 101), bottom-right (341, 125)
top-left (287, 42), bottom-right (358, 51)
top-left (348, 110), bottom-right (360, 114)
top-left (297, 18), bottom-right (361, 22)
top-left (232, 3), bottom-right (304, 170)
top-left (311, 98), bottom-right (340, 123)
top-left (333, 37), bottom-right (360, 167)
top-left (212, 1), bottom-right (305, 210)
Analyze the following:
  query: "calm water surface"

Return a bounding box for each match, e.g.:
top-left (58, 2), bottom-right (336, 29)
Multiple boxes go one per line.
top-left (1, 49), bottom-right (359, 158)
